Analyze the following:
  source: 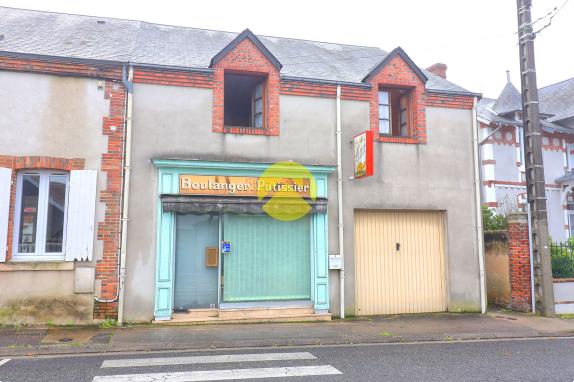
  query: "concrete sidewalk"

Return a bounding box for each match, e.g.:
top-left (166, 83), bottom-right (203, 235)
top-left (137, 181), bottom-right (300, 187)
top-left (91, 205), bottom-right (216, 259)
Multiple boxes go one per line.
top-left (1, 310), bottom-right (574, 357)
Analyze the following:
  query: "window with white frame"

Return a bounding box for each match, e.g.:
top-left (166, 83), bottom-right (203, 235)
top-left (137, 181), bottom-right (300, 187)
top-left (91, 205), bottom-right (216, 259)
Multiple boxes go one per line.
top-left (569, 214), bottom-right (574, 239)
top-left (378, 88), bottom-right (410, 136)
top-left (378, 90), bottom-right (391, 135)
top-left (13, 171), bottom-right (69, 260)
top-left (253, 82), bottom-right (263, 128)
top-left (565, 190), bottom-right (574, 238)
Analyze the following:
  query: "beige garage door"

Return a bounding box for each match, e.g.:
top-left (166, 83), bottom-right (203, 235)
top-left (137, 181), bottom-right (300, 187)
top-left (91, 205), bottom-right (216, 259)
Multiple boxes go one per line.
top-left (355, 210), bottom-right (447, 315)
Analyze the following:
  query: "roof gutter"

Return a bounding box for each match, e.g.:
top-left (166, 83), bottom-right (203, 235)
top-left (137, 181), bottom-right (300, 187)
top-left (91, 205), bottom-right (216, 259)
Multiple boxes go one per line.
top-left (425, 88), bottom-right (483, 98)
top-left (0, 51), bottom-right (482, 97)
top-left (130, 62), bottom-right (214, 74)
top-left (0, 50), bottom-right (128, 67)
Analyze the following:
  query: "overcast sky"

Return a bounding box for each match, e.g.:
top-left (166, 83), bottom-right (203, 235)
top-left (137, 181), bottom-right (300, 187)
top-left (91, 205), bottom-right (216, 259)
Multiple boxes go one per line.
top-left (0, 0), bottom-right (572, 98)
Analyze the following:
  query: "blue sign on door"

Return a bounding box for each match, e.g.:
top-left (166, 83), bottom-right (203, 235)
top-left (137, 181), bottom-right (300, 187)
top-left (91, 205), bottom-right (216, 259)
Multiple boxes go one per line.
top-left (221, 241), bottom-right (231, 254)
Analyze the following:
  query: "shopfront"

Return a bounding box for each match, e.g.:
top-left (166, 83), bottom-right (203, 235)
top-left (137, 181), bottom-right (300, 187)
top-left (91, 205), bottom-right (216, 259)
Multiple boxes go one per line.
top-left (151, 159), bottom-right (334, 321)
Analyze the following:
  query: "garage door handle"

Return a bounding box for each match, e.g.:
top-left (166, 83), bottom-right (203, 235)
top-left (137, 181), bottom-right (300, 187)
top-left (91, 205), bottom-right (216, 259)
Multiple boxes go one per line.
top-left (396, 243), bottom-right (400, 251)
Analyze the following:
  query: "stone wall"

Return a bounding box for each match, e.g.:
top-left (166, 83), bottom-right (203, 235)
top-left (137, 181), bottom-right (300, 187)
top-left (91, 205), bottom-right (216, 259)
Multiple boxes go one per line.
top-left (484, 230), bottom-right (511, 306)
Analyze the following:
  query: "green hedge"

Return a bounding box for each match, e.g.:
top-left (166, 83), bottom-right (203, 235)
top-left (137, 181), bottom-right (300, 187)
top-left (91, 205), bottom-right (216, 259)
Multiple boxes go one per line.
top-left (482, 205), bottom-right (507, 231)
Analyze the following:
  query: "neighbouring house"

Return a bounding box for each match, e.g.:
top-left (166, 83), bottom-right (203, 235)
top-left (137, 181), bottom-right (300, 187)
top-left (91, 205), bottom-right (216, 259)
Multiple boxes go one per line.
top-left (0, 7), bottom-right (483, 324)
top-left (477, 75), bottom-right (574, 242)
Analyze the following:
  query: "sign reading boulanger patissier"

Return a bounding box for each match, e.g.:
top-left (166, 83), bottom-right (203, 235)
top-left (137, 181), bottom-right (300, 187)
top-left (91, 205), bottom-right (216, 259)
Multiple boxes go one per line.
top-left (179, 175), bottom-right (311, 198)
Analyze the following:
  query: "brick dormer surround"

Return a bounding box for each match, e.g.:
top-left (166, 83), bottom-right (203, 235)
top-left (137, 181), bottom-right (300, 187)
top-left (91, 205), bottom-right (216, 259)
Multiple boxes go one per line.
top-left (365, 48), bottom-right (427, 144)
top-left (211, 30), bottom-right (281, 136)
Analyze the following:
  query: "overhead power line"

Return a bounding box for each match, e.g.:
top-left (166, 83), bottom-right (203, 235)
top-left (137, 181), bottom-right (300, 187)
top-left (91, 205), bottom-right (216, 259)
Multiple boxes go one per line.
top-left (533, 0), bottom-right (570, 35)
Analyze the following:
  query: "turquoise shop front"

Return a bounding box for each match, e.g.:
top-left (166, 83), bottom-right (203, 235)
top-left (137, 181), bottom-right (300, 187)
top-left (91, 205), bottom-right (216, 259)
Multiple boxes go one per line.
top-left (152, 159), bottom-right (334, 321)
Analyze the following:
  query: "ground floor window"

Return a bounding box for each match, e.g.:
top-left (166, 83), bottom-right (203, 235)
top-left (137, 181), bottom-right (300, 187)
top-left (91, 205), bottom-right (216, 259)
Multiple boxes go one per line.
top-left (12, 170), bottom-right (68, 261)
top-left (566, 191), bottom-right (574, 238)
top-left (568, 214), bottom-right (574, 239)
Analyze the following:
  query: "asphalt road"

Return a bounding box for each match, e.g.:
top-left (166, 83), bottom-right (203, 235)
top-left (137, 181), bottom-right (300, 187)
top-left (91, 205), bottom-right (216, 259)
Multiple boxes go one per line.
top-left (1, 337), bottom-right (574, 381)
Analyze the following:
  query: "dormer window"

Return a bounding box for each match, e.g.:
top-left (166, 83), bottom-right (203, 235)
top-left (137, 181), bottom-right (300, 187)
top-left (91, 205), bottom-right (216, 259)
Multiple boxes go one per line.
top-left (363, 47), bottom-right (427, 144)
top-left (224, 73), bottom-right (265, 128)
top-left (210, 29), bottom-right (281, 136)
top-left (378, 88), bottom-right (410, 137)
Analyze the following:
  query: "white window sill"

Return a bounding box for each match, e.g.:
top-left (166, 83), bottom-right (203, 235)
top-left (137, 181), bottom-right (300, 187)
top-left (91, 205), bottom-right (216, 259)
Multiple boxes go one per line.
top-left (11, 254), bottom-right (65, 262)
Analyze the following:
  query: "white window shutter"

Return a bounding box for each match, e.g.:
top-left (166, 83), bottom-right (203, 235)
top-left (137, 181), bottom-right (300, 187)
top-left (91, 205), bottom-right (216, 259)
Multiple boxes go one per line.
top-left (0, 168), bottom-right (11, 262)
top-left (65, 170), bottom-right (97, 261)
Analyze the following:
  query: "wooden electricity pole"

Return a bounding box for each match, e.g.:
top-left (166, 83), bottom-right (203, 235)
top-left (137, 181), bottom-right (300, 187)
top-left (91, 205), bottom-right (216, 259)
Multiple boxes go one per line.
top-left (516, 0), bottom-right (555, 315)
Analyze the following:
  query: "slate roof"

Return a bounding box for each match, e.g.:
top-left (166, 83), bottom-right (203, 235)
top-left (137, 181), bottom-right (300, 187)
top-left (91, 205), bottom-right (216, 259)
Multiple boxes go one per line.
top-left (478, 100), bottom-right (573, 134)
top-left (556, 171), bottom-right (574, 184)
top-left (0, 7), bottom-right (476, 95)
top-left (539, 78), bottom-right (574, 122)
top-left (478, 79), bottom-right (574, 135)
top-left (492, 82), bottom-right (522, 115)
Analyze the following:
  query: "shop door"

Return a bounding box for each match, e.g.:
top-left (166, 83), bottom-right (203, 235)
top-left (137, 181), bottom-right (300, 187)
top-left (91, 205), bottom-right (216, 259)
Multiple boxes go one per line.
top-left (174, 214), bottom-right (219, 310)
top-left (354, 210), bottom-right (447, 315)
top-left (222, 214), bottom-right (311, 302)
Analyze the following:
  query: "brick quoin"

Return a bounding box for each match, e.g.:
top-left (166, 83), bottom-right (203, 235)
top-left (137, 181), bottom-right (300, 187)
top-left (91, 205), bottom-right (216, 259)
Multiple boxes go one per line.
top-left (212, 38), bottom-right (280, 136)
top-left (367, 54), bottom-right (427, 144)
top-left (0, 156), bottom-right (85, 260)
top-left (507, 212), bottom-right (532, 312)
top-left (94, 80), bottom-right (127, 320)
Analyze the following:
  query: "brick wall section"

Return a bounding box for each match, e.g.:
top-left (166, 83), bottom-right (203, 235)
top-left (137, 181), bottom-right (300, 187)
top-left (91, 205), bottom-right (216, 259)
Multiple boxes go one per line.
top-left (367, 55), bottom-right (427, 144)
top-left (133, 69), bottom-right (213, 88)
top-left (507, 212), bottom-right (532, 312)
top-left (426, 93), bottom-right (474, 109)
top-left (94, 80), bottom-right (127, 320)
top-left (0, 156), bottom-right (85, 261)
top-left (212, 38), bottom-right (280, 136)
top-left (0, 58), bottom-right (125, 319)
top-left (0, 55), bottom-right (122, 80)
top-left (280, 80), bottom-right (371, 101)
top-left (542, 134), bottom-right (566, 152)
top-left (131, 70), bottom-right (373, 102)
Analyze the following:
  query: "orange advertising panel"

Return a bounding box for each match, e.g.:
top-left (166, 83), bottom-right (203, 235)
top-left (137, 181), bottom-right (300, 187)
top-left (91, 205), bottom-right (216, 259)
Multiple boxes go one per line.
top-left (179, 175), bottom-right (311, 198)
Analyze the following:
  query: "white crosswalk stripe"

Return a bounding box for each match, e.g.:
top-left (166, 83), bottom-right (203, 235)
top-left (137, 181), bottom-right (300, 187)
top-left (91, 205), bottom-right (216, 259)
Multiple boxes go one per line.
top-left (93, 351), bottom-right (342, 381)
top-left (101, 352), bottom-right (316, 368)
top-left (93, 365), bottom-right (342, 381)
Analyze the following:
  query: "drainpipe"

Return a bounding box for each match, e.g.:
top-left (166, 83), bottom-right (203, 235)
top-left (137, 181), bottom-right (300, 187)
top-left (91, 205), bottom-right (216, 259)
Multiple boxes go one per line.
top-left (336, 85), bottom-right (345, 319)
top-left (472, 96), bottom-right (487, 314)
top-left (117, 66), bottom-right (134, 325)
top-left (94, 66), bottom-right (134, 311)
